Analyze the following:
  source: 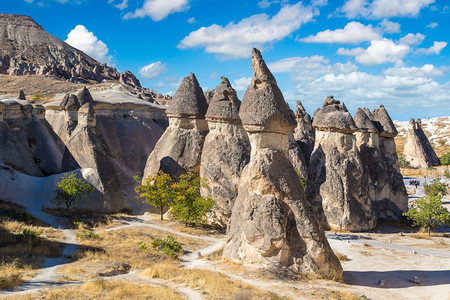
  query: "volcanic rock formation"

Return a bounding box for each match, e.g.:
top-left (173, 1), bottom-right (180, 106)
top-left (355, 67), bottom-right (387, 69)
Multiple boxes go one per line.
top-left (0, 14), bottom-right (140, 89)
top-left (404, 118), bottom-right (440, 168)
top-left (306, 97), bottom-right (376, 231)
top-left (223, 49), bottom-right (342, 279)
top-left (288, 100), bottom-right (315, 179)
top-left (143, 73), bottom-right (208, 180)
top-left (200, 77), bottom-right (250, 228)
top-left (369, 105), bottom-right (408, 217)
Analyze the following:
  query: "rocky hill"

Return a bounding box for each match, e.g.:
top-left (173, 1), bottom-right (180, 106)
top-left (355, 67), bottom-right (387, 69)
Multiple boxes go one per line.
top-left (0, 14), bottom-right (140, 89)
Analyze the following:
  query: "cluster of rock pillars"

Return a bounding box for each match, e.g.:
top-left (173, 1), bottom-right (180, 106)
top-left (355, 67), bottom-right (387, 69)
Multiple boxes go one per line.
top-left (1, 48), bottom-right (419, 279)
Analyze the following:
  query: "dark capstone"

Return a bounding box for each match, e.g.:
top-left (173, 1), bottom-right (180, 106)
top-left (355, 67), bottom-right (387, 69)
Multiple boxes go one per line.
top-left (205, 77), bottom-right (241, 122)
top-left (312, 96), bottom-right (357, 133)
top-left (166, 72), bottom-right (208, 117)
top-left (60, 94), bottom-right (81, 111)
top-left (354, 108), bottom-right (377, 132)
top-left (370, 105), bottom-right (397, 137)
top-left (77, 87), bottom-right (95, 106)
top-left (17, 90), bottom-right (26, 100)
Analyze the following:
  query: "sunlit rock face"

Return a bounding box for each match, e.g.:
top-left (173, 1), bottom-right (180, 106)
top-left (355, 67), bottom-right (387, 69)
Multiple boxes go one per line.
top-left (404, 118), bottom-right (440, 168)
top-left (223, 48), bottom-right (342, 280)
top-left (200, 77), bottom-right (250, 228)
top-left (143, 73), bottom-right (209, 180)
top-left (306, 97), bottom-right (376, 232)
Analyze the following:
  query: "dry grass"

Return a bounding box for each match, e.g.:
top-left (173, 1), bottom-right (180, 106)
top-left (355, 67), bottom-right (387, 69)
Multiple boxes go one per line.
top-left (0, 201), bottom-right (64, 290)
top-left (7, 280), bottom-right (183, 300)
top-left (206, 246), bottom-right (224, 261)
top-left (58, 227), bottom-right (207, 278)
top-left (308, 289), bottom-right (363, 300)
top-left (335, 253), bottom-right (349, 262)
top-left (142, 262), bottom-right (286, 300)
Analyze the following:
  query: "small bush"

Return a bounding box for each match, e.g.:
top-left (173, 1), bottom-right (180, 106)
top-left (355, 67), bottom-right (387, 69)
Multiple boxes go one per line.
top-left (138, 241), bottom-right (148, 250)
top-left (295, 169), bottom-right (307, 189)
top-left (31, 93), bottom-right (42, 100)
top-left (22, 228), bottom-right (41, 238)
top-left (11, 211), bottom-right (33, 223)
top-left (76, 230), bottom-right (101, 240)
top-left (398, 153), bottom-right (411, 168)
top-left (151, 235), bottom-right (182, 259)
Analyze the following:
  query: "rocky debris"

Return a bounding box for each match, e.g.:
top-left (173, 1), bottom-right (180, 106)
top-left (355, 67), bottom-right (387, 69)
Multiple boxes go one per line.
top-left (288, 100), bottom-right (315, 179)
top-left (224, 48), bottom-right (342, 279)
top-left (200, 77), bottom-right (250, 228)
top-left (307, 97), bottom-right (376, 231)
top-left (0, 14), bottom-right (141, 90)
top-left (143, 73), bottom-right (209, 180)
top-left (404, 118), bottom-right (440, 168)
top-left (17, 90), bottom-right (26, 100)
top-left (367, 106), bottom-right (408, 218)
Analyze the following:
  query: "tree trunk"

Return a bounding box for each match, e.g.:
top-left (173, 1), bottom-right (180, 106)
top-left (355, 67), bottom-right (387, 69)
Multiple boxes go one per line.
top-left (160, 207), bottom-right (164, 221)
top-left (428, 227), bottom-right (431, 236)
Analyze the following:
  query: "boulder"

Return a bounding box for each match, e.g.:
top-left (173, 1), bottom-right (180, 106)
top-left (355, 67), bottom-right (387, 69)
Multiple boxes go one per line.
top-left (224, 48), bottom-right (342, 279)
top-left (143, 73), bottom-right (208, 180)
top-left (200, 77), bottom-right (250, 228)
top-left (306, 99), bottom-right (376, 231)
top-left (404, 118), bottom-right (440, 168)
top-left (17, 90), bottom-right (26, 100)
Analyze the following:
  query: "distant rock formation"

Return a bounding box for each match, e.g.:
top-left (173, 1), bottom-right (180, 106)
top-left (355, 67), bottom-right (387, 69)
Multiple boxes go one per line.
top-left (0, 14), bottom-right (141, 89)
top-left (143, 73), bottom-right (208, 180)
top-left (200, 77), bottom-right (250, 228)
top-left (288, 100), bottom-right (314, 179)
top-left (404, 118), bottom-right (440, 168)
top-left (223, 49), bottom-right (342, 279)
top-left (368, 105), bottom-right (408, 219)
top-left (306, 96), bottom-right (376, 231)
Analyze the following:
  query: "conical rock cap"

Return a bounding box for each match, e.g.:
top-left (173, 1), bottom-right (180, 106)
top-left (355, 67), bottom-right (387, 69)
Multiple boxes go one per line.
top-left (205, 77), bottom-right (241, 122)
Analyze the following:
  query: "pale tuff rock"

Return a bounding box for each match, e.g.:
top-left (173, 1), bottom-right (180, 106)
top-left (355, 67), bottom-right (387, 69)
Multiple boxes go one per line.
top-left (224, 49), bottom-right (342, 279)
top-left (288, 100), bottom-right (315, 179)
top-left (143, 73), bottom-right (208, 180)
top-left (200, 77), bottom-right (250, 228)
top-left (404, 118), bottom-right (440, 168)
top-left (307, 98), bottom-right (376, 231)
top-left (357, 107), bottom-right (408, 219)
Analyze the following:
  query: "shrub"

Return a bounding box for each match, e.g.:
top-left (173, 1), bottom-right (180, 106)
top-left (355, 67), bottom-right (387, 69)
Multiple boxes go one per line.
top-left (31, 93), bottom-right (42, 100)
top-left (76, 230), bottom-right (101, 240)
top-left (423, 178), bottom-right (448, 198)
top-left (151, 235), bottom-right (182, 259)
top-left (138, 241), bottom-right (148, 250)
top-left (22, 228), bottom-right (42, 247)
top-left (398, 153), bottom-right (411, 168)
top-left (12, 211), bottom-right (33, 223)
top-left (295, 169), bottom-right (307, 190)
top-left (171, 173), bottom-right (215, 226)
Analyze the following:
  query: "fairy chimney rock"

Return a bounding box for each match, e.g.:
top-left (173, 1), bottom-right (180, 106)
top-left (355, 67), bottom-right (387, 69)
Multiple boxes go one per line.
top-left (205, 77), bottom-right (241, 123)
top-left (371, 105), bottom-right (398, 138)
top-left (312, 96), bottom-right (357, 133)
top-left (17, 90), bottom-right (26, 100)
top-left (78, 103), bottom-right (96, 127)
top-left (77, 87), bottom-right (95, 106)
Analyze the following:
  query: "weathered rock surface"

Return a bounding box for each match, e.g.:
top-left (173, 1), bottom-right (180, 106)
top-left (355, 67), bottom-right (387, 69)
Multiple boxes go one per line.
top-left (0, 14), bottom-right (141, 89)
top-left (307, 99), bottom-right (376, 231)
top-left (143, 73), bottom-right (208, 180)
top-left (224, 48), bottom-right (342, 279)
top-left (368, 106), bottom-right (408, 218)
top-left (404, 118), bottom-right (440, 168)
top-left (288, 100), bottom-right (315, 179)
top-left (200, 77), bottom-right (250, 228)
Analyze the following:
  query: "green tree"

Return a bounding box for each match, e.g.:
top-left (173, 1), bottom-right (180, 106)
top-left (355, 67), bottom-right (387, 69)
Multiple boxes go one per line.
top-left (441, 152), bottom-right (450, 171)
top-left (53, 173), bottom-right (94, 212)
top-left (135, 171), bottom-right (174, 220)
top-left (398, 153), bottom-right (411, 168)
top-left (423, 178), bottom-right (448, 198)
top-left (171, 173), bottom-right (215, 226)
top-left (403, 195), bottom-right (450, 235)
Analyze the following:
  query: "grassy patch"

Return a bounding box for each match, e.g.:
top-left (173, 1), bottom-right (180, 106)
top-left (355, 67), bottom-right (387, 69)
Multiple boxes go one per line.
top-left (6, 280), bottom-right (183, 300)
top-left (335, 253), bottom-right (349, 262)
top-left (142, 262), bottom-right (286, 300)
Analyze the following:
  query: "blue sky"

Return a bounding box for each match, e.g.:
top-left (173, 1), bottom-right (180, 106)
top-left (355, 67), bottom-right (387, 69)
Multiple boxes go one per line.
top-left (2, 0), bottom-right (449, 120)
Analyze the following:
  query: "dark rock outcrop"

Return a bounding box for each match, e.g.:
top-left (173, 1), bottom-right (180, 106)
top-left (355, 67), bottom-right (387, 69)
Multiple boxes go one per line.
top-left (224, 49), bottom-right (342, 279)
top-left (200, 77), bottom-right (250, 228)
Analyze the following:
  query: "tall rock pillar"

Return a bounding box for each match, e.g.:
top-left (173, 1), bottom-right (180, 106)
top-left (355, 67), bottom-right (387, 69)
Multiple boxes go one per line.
top-left (223, 49), bottom-right (342, 279)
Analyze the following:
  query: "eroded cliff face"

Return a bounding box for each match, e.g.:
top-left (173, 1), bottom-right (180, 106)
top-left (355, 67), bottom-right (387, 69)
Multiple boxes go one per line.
top-left (223, 49), bottom-right (342, 280)
top-left (404, 118), bottom-right (440, 168)
top-left (200, 77), bottom-right (250, 228)
top-left (143, 73), bottom-right (208, 180)
top-left (306, 97), bottom-right (376, 232)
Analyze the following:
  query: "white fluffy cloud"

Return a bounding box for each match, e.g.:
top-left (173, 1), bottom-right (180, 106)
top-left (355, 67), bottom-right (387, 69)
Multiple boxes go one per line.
top-left (426, 22), bottom-right (438, 29)
top-left (300, 21), bottom-right (381, 44)
top-left (399, 33), bottom-right (426, 46)
top-left (416, 41), bottom-right (447, 55)
top-left (232, 77), bottom-right (252, 91)
top-left (178, 2), bottom-right (314, 59)
top-left (277, 58), bottom-right (450, 119)
top-left (65, 25), bottom-right (113, 64)
top-left (187, 17), bottom-right (196, 24)
top-left (138, 61), bottom-right (168, 79)
top-left (379, 19), bottom-right (401, 33)
top-left (338, 0), bottom-right (435, 19)
top-left (338, 38), bottom-right (410, 65)
top-left (109, 0), bottom-right (128, 10)
top-left (124, 0), bottom-right (190, 22)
